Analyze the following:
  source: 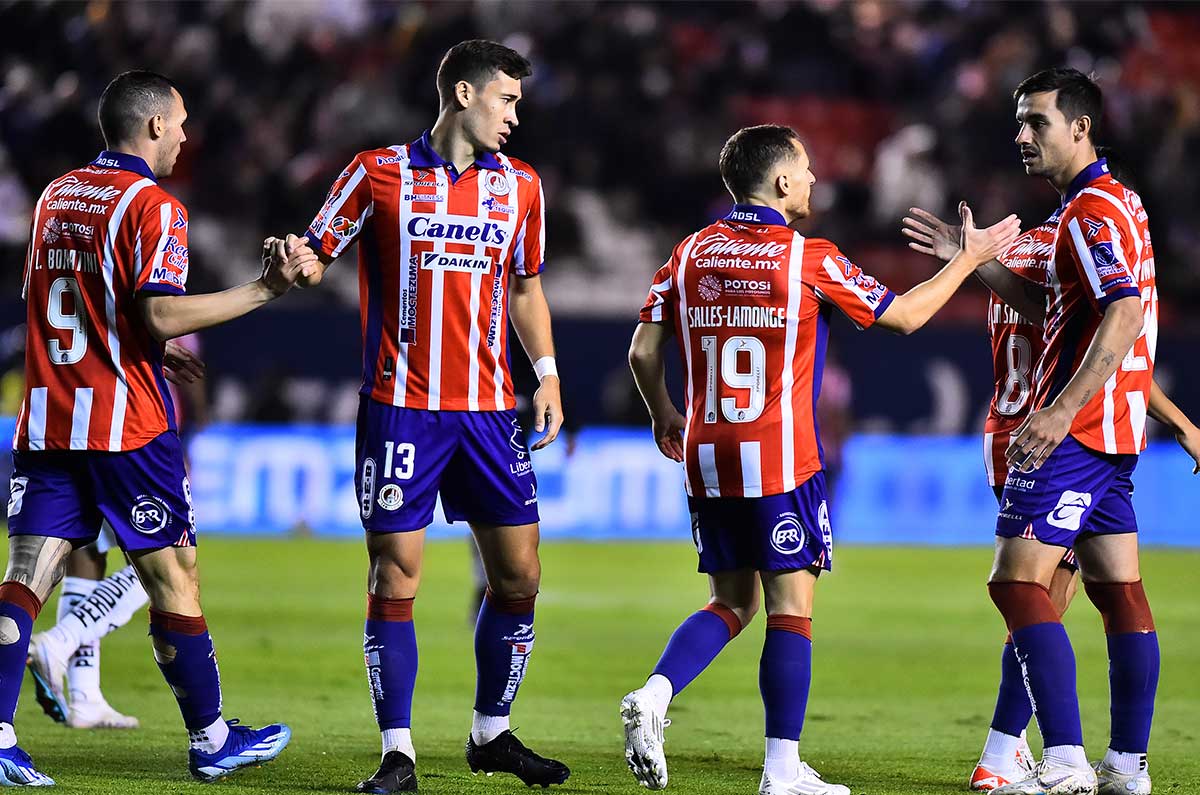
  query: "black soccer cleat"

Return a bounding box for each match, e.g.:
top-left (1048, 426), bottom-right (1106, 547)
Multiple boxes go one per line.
top-left (356, 751), bottom-right (418, 793)
top-left (466, 730), bottom-right (570, 788)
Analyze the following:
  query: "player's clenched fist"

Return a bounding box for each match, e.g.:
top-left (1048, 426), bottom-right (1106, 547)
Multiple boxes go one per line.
top-left (260, 234), bottom-right (319, 296)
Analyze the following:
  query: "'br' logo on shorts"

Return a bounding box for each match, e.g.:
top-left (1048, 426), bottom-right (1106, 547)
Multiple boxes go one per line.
top-left (770, 514), bottom-right (806, 555)
top-left (130, 495), bottom-right (171, 535)
top-left (1046, 490), bottom-right (1092, 531)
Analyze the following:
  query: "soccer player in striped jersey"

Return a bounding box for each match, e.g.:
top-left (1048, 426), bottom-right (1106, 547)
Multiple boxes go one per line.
top-left (288, 41), bottom-right (568, 792)
top-left (949, 68), bottom-right (1184, 795)
top-left (621, 124), bottom-right (1020, 795)
top-left (0, 70), bottom-right (314, 785)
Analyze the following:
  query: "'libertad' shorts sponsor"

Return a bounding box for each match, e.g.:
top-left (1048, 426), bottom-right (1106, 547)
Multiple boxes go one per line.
top-left (995, 434), bottom-right (1138, 548)
top-left (355, 396), bottom-right (540, 532)
top-left (688, 472), bottom-right (833, 574)
top-left (8, 431), bottom-right (196, 552)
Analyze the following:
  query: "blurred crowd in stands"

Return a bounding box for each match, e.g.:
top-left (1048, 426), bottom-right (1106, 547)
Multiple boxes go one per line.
top-left (2, 0), bottom-right (1198, 323)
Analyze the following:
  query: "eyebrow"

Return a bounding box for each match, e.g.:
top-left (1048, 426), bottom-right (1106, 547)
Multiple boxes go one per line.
top-left (1017, 112), bottom-right (1051, 123)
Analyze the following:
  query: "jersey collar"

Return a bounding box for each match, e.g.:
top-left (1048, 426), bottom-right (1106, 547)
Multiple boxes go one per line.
top-left (407, 130), bottom-right (503, 179)
top-left (1061, 158), bottom-right (1108, 206)
top-left (725, 204), bottom-right (788, 226)
top-left (90, 150), bottom-right (157, 182)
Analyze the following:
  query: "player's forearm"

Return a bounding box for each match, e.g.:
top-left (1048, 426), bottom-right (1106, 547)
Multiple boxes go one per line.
top-left (509, 277), bottom-right (556, 363)
top-left (1148, 379), bottom-right (1196, 435)
top-left (975, 260), bottom-right (1046, 324)
top-left (878, 253), bottom-right (977, 335)
top-left (1050, 297), bottom-right (1143, 418)
top-left (140, 280), bottom-right (280, 341)
top-left (628, 324), bottom-right (675, 418)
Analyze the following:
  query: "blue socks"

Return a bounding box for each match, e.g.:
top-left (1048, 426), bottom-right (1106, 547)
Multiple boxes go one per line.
top-left (760, 616), bottom-right (812, 741)
top-left (1084, 580), bottom-right (1159, 754)
top-left (148, 609), bottom-right (223, 731)
top-left (365, 594), bottom-right (418, 730)
top-left (0, 582), bottom-right (41, 724)
top-left (991, 639), bottom-right (1034, 736)
top-left (474, 589), bottom-right (536, 716)
top-left (651, 604), bottom-right (741, 695)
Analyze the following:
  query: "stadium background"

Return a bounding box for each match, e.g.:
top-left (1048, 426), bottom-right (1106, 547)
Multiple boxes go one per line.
top-left (0, 2), bottom-right (1198, 794)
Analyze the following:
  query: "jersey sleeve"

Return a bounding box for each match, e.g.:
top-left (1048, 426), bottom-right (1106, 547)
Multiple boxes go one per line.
top-left (811, 243), bottom-right (894, 330)
top-left (512, 170), bottom-right (545, 277)
top-left (135, 199), bottom-right (190, 296)
top-left (638, 260), bottom-right (676, 323)
top-left (306, 154), bottom-right (374, 259)
top-left (1061, 199), bottom-right (1140, 310)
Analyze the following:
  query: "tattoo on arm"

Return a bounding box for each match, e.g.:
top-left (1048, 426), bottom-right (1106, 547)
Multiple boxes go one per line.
top-left (3, 536), bottom-right (72, 603)
top-left (1083, 346), bottom-right (1118, 377)
top-left (1077, 389), bottom-right (1093, 409)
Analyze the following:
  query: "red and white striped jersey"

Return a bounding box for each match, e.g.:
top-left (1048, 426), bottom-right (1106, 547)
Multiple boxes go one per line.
top-left (15, 151), bottom-right (187, 452)
top-left (985, 213), bottom-right (1056, 436)
top-left (306, 131), bottom-right (545, 412)
top-left (1034, 159), bottom-right (1157, 455)
top-left (640, 205), bottom-right (895, 499)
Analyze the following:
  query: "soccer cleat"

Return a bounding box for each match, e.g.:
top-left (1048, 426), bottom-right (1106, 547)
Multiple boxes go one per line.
top-left (992, 759), bottom-right (1098, 794)
top-left (1015, 734), bottom-right (1036, 776)
top-left (1093, 758), bottom-right (1151, 795)
top-left (66, 695), bottom-right (140, 730)
top-left (356, 751), bottom-right (417, 793)
top-left (759, 762), bottom-right (851, 795)
top-left (465, 730), bottom-right (569, 788)
top-left (188, 719), bottom-right (291, 782)
top-left (0, 745), bottom-right (54, 787)
top-left (25, 635), bottom-right (68, 724)
top-left (621, 689), bottom-right (670, 790)
top-left (971, 735), bottom-right (1037, 791)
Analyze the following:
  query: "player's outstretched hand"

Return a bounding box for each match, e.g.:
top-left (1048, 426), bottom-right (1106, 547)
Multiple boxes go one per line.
top-left (163, 341), bottom-right (206, 385)
top-left (260, 235), bottom-right (318, 296)
top-left (901, 207), bottom-right (961, 262)
top-left (651, 407), bottom-right (686, 463)
top-left (959, 202), bottom-right (1021, 266)
top-left (1006, 404), bottom-right (1073, 472)
top-left (530, 375), bottom-right (563, 451)
top-left (1175, 423), bottom-right (1200, 475)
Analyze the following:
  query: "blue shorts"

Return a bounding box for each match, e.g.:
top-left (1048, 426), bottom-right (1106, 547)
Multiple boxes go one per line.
top-left (355, 397), bottom-right (540, 533)
top-left (8, 432), bottom-right (196, 552)
top-left (688, 473), bottom-right (833, 574)
top-left (996, 435), bottom-right (1138, 548)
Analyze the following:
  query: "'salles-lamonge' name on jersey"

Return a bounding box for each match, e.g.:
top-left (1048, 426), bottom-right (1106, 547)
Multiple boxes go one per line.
top-left (691, 231), bottom-right (787, 270)
top-left (688, 305), bottom-right (787, 328)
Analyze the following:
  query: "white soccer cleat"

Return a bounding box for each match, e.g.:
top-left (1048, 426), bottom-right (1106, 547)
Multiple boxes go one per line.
top-left (993, 759), bottom-right (1098, 794)
top-left (25, 634), bottom-right (69, 723)
top-left (1093, 758), bottom-right (1151, 795)
top-left (1015, 734), bottom-right (1036, 776)
top-left (67, 694), bottom-right (140, 730)
top-left (971, 733), bottom-right (1037, 791)
top-left (759, 762), bottom-right (850, 795)
top-left (621, 689), bottom-right (669, 790)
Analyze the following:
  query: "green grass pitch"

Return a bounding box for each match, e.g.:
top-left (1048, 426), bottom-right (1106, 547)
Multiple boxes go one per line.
top-left (6, 539), bottom-right (1198, 794)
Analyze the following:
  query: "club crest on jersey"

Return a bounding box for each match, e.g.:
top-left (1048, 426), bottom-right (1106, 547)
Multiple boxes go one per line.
top-left (329, 216), bottom-right (359, 241)
top-left (377, 484), bottom-right (404, 511)
top-left (770, 514), bottom-right (807, 555)
top-left (130, 495), bottom-right (171, 535)
top-left (484, 171), bottom-right (511, 196)
top-left (1046, 490), bottom-right (1092, 531)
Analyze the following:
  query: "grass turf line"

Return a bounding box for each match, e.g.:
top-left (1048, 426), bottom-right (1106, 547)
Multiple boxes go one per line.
top-left (6, 539), bottom-right (1197, 794)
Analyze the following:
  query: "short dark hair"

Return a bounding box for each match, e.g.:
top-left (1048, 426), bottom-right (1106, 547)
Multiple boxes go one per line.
top-left (98, 70), bottom-right (178, 146)
top-left (1013, 68), bottom-right (1103, 142)
top-left (436, 40), bottom-right (532, 108)
top-left (718, 125), bottom-right (803, 202)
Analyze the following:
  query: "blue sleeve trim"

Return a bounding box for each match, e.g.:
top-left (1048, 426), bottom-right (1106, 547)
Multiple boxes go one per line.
top-left (872, 290), bottom-right (897, 319)
top-left (518, 261), bottom-right (544, 277)
top-left (1098, 288), bottom-right (1140, 309)
top-left (136, 283), bottom-right (186, 297)
top-left (305, 230), bottom-right (334, 258)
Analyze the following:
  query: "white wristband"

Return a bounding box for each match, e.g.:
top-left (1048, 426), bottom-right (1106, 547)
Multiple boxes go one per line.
top-left (533, 356), bottom-right (558, 381)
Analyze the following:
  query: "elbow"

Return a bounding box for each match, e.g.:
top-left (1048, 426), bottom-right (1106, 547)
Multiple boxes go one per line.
top-left (144, 315), bottom-right (173, 343)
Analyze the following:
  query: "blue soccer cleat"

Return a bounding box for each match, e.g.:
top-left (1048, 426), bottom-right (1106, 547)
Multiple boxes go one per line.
top-left (0, 745), bottom-right (54, 787)
top-left (187, 719), bottom-right (291, 782)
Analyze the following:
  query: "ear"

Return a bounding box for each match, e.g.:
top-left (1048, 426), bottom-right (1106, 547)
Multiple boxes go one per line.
top-left (454, 80), bottom-right (473, 110)
top-left (1074, 114), bottom-right (1092, 143)
top-left (149, 114), bottom-right (166, 141)
top-left (775, 171), bottom-right (790, 198)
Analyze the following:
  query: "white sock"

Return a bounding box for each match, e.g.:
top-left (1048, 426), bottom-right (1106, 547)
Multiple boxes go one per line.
top-left (58, 577), bottom-right (101, 704)
top-left (0, 723), bottom-right (16, 750)
top-left (188, 716), bottom-right (230, 755)
top-left (1043, 744), bottom-right (1089, 769)
top-left (764, 737), bottom-right (800, 780)
top-left (382, 727), bottom-right (415, 762)
top-left (643, 674), bottom-right (673, 716)
top-left (1102, 747), bottom-right (1147, 775)
top-left (979, 728), bottom-right (1022, 772)
top-left (471, 711), bottom-right (510, 745)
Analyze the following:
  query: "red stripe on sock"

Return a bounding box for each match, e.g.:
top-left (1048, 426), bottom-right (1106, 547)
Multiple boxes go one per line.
top-left (367, 593), bottom-right (414, 622)
top-left (702, 602), bottom-right (743, 639)
top-left (988, 580), bottom-right (1060, 632)
top-left (766, 615), bottom-right (812, 640)
top-left (1084, 580), bottom-right (1156, 634)
top-left (149, 608), bottom-right (208, 635)
top-left (0, 581), bottom-right (41, 620)
top-left (484, 588), bottom-right (536, 615)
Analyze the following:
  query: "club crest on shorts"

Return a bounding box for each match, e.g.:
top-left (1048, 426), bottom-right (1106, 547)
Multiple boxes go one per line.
top-left (1047, 490), bottom-right (1092, 531)
top-left (484, 171), bottom-right (510, 197)
top-left (377, 484), bottom-right (404, 511)
top-left (770, 513), bottom-right (806, 555)
top-left (130, 495), bottom-right (171, 535)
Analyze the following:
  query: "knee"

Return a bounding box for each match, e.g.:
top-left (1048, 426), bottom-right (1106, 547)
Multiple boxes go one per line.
top-left (369, 551), bottom-right (421, 598)
top-left (703, 598), bottom-right (755, 638)
top-left (1083, 580), bottom-right (1155, 634)
top-left (988, 580), bottom-right (1060, 633)
top-left (487, 567), bottom-right (540, 602)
